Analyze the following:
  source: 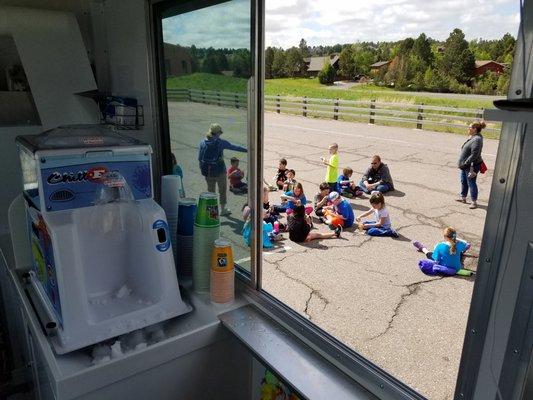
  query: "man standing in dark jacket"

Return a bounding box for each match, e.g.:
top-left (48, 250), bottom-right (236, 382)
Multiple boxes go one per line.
top-left (457, 121), bottom-right (486, 209)
top-left (198, 123), bottom-right (247, 216)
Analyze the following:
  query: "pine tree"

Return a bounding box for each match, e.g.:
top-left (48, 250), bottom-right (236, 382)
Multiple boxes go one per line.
top-left (265, 47), bottom-right (275, 79)
top-left (338, 46), bottom-right (356, 79)
top-left (439, 29), bottom-right (475, 85)
top-left (271, 49), bottom-right (287, 78)
top-left (299, 38), bottom-right (310, 58)
top-left (318, 62), bottom-right (336, 84)
top-left (285, 47), bottom-right (305, 77)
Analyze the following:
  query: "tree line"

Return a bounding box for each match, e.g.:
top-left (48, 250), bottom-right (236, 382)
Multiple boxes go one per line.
top-left (265, 30), bottom-right (515, 95)
top-left (180, 45), bottom-right (252, 78)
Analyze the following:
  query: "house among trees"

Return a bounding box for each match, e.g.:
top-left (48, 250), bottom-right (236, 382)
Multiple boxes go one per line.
top-left (163, 43), bottom-right (193, 76)
top-left (474, 60), bottom-right (506, 76)
top-left (304, 54), bottom-right (340, 77)
top-left (370, 61), bottom-right (390, 75)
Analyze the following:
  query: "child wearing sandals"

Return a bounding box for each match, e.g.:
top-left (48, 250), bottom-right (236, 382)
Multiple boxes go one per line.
top-left (356, 192), bottom-right (398, 237)
top-left (288, 205), bottom-right (341, 243)
top-left (412, 227), bottom-right (470, 273)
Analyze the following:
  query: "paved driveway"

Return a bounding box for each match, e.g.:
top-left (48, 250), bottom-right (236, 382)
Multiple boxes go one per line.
top-left (169, 102), bottom-right (498, 400)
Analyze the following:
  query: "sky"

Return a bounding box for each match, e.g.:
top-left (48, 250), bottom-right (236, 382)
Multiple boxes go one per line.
top-left (163, 0), bottom-right (520, 49)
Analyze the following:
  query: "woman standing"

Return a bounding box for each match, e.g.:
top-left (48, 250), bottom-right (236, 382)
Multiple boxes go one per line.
top-left (457, 121), bottom-right (485, 209)
top-left (198, 123), bottom-right (247, 216)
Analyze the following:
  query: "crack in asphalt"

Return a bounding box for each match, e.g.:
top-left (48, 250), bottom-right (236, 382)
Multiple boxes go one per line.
top-left (367, 277), bottom-right (443, 341)
top-left (272, 257), bottom-right (330, 320)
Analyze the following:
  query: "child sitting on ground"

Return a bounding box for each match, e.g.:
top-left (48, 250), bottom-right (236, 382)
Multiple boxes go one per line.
top-left (336, 167), bottom-right (363, 198)
top-left (314, 182), bottom-right (330, 220)
top-left (412, 227), bottom-right (471, 274)
top-left (356, 192), bottom-right (398, 237)
top-left (262, 186), bottom-right (286, 230)
top-left (288, 205), bottom-right (341, 243)
top-left (323, 191), bottom-right (355, 230)
top-left (228, 157), bottom-right (247, 194)
top-left (282, 169), bottom-right (297, 192)
top-left (276, 183), bottom-right (312, 215)
top-left (274, 158), bottom-right (288, 190)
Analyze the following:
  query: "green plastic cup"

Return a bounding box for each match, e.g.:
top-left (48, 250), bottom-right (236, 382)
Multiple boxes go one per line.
top-left (195, 192), bottom-right (220, 228)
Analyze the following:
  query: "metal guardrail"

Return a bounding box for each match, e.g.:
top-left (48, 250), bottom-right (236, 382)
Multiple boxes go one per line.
top-left (166, 88), bottom-right (501, 133)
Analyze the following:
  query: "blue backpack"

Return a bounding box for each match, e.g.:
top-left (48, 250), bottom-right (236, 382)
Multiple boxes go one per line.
top-left (199, 138), bottom-right (222, 176)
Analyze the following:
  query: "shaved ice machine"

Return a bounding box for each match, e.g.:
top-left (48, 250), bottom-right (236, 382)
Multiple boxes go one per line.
top-left (16, 125), bottom-right (191, 354)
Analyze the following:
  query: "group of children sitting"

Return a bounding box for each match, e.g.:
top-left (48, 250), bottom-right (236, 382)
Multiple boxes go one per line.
top-left (253, 143), bottom-right (472, 276)
top-left (260, 152), bottom-right (400, 245)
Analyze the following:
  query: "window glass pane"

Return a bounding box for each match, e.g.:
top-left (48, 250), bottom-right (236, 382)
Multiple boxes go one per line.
top-left (162, 0), bottom-right (253, 272)
top-left (260, 1), bottom-right (519, 398)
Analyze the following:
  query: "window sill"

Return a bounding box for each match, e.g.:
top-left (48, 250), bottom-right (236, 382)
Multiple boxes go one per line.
top-left (219, 304), bottom-right (379, 400)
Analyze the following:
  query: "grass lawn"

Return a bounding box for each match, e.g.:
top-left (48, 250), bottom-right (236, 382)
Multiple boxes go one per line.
top-left (265, 78), bottom-right (495, 110)
top-left (167, 73), bottom-right (495, 109)
top-left (166, 73), bottom-right (500, 138)
top-left (167, 72), bottom-right (248, 93)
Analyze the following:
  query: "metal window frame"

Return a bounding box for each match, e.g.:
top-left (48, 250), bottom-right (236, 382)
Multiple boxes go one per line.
top-left (149, 1), bottom-right (533, 400)
top-left (151, 0), bottom-right (259, 285)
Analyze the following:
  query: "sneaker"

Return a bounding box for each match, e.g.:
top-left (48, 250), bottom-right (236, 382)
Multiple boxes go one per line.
top-left (391, 230), bottom-right (399, 238)
top-left (220, 207), bottom-right (232, 216)
top-left (412, 240), bottom-right (425, 252)
top-left (455, 197), bottom-right (467, 203)
top-left (328, 223), bottom-right (336, 231)
top-left (465, 243), bottom-right (471, 252)
top-left (371, 190), bottom-right (380, 195)
top-left (469, 202), bottom-right (478, 209)
top-left (334, 225), bottom-right (342, 238)
top-left (317, 217), bottom-right (325, 224)
top-left (355, 190), bottom-right (364, 197)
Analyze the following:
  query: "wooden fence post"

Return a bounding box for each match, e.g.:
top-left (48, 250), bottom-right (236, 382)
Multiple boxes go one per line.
top-left (369, 99), bottom-right (375, 124)
top-left (276, 94), bottom-right (281, 114)
top-left (333, 98), bottom-right (339, 120)
top-left (303, 96), bottom-right (307, 117)
top-left (217, 91), bottom-right (221, 106)
top-left (417, 103), bottom-right (424, 129)
top-left (477, 108), bottom-right (484, 119)
top-left (202, 90), bottom-right (206, 104)
top-left (235, 94), bottom-right (239, 109)
top-left (187, 89), bottom-right (191, 102)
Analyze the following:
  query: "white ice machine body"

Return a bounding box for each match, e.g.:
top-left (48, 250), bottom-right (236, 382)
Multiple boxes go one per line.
top-left (16, 125), bottom-right (191, 354)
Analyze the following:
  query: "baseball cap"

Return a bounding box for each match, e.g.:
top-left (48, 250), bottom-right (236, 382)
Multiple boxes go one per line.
top-left (328, 191), bottom-right (340, 201)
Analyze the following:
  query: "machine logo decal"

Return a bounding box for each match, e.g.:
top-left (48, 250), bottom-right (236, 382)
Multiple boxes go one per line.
top-left (86, 166), bottom-right (109, 182)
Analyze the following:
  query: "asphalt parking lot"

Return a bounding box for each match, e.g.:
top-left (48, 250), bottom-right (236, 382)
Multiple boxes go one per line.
top-left (169, 101), bottom-right (498, 400)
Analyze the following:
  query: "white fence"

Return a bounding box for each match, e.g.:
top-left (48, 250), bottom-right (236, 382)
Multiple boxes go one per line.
top-left (167, 88), bottom-right (500, 134)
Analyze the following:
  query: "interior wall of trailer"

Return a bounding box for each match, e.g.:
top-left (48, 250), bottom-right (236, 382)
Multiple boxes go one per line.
top-left (0, 0), bottom-right (161, 235)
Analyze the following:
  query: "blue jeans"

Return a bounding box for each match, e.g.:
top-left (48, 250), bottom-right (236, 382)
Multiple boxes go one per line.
top-left (365, 220), bottom-right (397, 237)
top-left (460, 169), bottom-right (478, 201)
top-left (358, 180), bottom-right (392, 194)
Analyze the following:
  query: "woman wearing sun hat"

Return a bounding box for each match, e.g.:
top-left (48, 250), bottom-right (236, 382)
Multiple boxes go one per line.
top-left (198, 123), bottom-right (247, 216)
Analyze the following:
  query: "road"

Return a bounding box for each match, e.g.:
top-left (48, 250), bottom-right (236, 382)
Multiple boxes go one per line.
top-left (169, 102), bottom-right (498, 400)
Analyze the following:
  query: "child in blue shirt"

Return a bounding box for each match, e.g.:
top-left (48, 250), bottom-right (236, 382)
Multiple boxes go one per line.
top-left (323, 191), bottom-right (355, 229)
top-left (413, 227), bottom-right (470, 272)
top-left (336, 167), bottom-right (363, 198)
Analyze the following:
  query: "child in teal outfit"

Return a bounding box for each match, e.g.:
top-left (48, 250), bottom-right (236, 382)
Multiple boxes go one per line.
top-left (413, 227), bottom-right (470, 272)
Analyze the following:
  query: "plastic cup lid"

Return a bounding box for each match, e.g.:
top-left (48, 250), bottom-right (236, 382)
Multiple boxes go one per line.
top-left (179, 198), bottom-right (196, 205)
top-left (214, 238), bottom-right (231, 247)
top-left (199, 192), bottom-right (218, 199)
